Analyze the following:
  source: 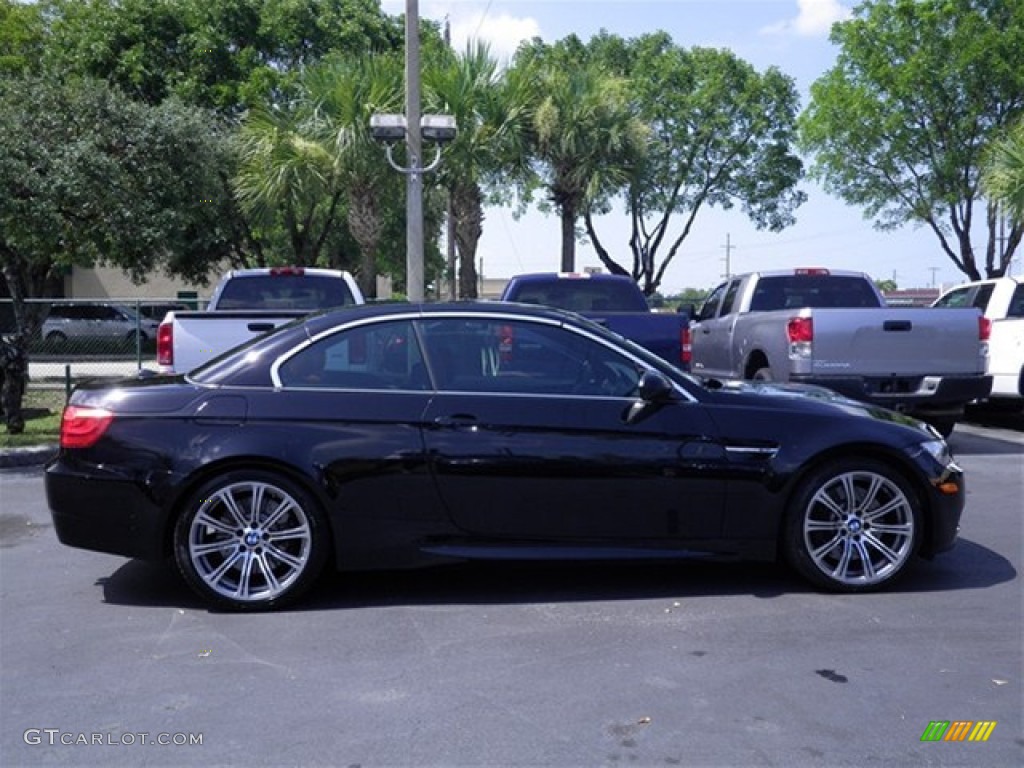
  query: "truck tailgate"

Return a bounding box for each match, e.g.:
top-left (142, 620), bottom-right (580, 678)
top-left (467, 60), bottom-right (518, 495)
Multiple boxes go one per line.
top-left (170, 310), bottom-right (306, 373)
top-left (809, 308), bottom-right (984, 376)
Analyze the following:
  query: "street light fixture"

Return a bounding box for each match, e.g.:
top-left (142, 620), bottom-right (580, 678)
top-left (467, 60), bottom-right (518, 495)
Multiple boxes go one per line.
top-left (370, 114), bottom-right (457, 174)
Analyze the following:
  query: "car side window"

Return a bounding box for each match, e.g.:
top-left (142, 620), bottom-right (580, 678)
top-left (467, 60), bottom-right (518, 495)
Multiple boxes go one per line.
top-left (720, 281), bottom-right (741, 315)
top-left (278, 320), bottom-right (426, 390)
top-left (1008, 285), bottom-right (1024, 318)
top-left (934, 287), bottom-right (972, 308)
top-left (418, 318), bottom-right (640, 397)
top-left (697, 283), bottom-right (727, 321)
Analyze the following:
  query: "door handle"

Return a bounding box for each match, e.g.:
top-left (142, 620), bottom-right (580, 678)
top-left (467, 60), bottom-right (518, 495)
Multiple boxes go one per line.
top-left (247, 322), bottom-right (276, 333)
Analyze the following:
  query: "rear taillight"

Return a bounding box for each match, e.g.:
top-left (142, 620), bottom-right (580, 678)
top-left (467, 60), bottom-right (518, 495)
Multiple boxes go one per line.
top-left (979, 316), bottom-right (992, 341)
top-left (157, 321), bottom-right (173, 366)
top-left (680, 326), bottom-right (692, 366)
top-left (60, 406), bottom-right (114, 449)
top-left (787, 316), bottom-right (813, 360)
top-left (269, 266), bottom-right (305, 276)
top-left (786, 317), bottom-right (814, 343)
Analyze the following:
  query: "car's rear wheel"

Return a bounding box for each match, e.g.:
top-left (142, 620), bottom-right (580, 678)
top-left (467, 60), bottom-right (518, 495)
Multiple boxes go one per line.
top-left (783, 459), bottom-right (921, 592)
top-left (45, 331), bottom-right (67, 345)
top-left (173, 470), bottom-right (329, 610)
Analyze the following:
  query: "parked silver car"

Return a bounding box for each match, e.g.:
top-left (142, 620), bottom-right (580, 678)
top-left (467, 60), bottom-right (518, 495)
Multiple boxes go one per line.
top-left (41, 303), bottom-right (159, 344)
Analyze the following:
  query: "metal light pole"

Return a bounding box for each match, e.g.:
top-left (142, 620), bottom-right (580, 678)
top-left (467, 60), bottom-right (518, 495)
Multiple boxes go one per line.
top-left (370, 1), bottom-right (455, 302)
top-left (404, 0), bottom-right (424, 302)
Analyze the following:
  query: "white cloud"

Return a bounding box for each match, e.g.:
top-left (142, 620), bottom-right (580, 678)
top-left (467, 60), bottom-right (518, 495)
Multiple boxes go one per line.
top-left (448, 13), bottom-right (542, 61)
top-left (761, 0), bottom-right (852, 38)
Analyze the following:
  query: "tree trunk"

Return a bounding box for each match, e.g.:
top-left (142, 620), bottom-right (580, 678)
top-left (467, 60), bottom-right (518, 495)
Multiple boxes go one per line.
top-left (453, 182), bottom-right (484, 299)
top-left (560, 202), bottom-right (577, 273)
top-left (347, 187), bottom-right (383, 300)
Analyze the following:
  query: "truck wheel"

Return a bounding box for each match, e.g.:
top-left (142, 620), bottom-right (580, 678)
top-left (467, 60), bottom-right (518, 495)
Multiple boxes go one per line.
top-left (753, 367), bottom-right (773, 381)
top-left (783, 458), bottom-right (921, 592)
top-left (173, 470), bottom-right (329, 610)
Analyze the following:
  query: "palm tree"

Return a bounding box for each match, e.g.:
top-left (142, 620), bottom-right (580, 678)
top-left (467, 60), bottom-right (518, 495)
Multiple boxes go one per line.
top-left (302, 53), bottom-right (404, 298)
top-left (233, 101), bottom-right (344, 267)
top-left (424, 42), bottom-right (533, 298)
top-left (515, 44), bottom-right (647, 272)
top-left (983, 119), bottom-right (1024, 225)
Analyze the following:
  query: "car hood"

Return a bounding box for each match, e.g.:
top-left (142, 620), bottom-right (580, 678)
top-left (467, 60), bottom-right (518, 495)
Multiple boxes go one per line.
top-left (700, 377), bottom-right (937, 436)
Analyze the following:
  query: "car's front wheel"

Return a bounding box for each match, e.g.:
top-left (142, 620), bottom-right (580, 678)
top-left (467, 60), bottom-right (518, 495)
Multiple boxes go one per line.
top-left (173, 470), bottom-right (329, 610)
top-left (783, 459), bottom-right (921, 592)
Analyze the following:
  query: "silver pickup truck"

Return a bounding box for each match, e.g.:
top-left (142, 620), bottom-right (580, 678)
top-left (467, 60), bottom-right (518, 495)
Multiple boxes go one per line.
top-left (690, 268), bottom-right (992, 436)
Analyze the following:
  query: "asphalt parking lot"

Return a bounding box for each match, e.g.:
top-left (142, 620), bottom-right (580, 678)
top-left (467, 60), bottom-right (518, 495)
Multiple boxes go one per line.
top-left (1, 420), bottom-right (1021, 767)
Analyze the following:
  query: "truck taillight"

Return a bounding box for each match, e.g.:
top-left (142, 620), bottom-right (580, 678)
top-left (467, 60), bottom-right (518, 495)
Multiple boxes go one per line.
top-left (979, 316), bottom-right (992, 341)
top-left (787, 316), bottom-right (813, 360)
top-left (157, 321), bottom-right (173, 366)
top-left (787, 317), bottom-right (814, 343)
top-left (794, 267), bottom-right (830, 276)
top-left (681, 326), bottom-right (692, 366)
top-left (60, 406), bottom-right (114, 449)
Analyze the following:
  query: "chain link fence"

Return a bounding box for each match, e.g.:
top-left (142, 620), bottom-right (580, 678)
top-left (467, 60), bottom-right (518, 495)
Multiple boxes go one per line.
top-left (1, 298), bottom-right (208, 392)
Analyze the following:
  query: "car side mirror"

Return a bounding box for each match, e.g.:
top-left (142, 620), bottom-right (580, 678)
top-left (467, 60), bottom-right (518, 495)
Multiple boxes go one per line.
top-left (638, 370), bottom-right (674, 402)
top-left (626, 370), bottom-right (675, 425)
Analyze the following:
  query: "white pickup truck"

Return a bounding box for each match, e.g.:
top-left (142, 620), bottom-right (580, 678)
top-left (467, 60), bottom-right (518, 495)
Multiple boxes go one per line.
top-left (933, 276), bottom-right (1024, 405)
top-left (157, 267), bottom-right (364, 374)
top-left (689, 268), bottom-right (993, 436)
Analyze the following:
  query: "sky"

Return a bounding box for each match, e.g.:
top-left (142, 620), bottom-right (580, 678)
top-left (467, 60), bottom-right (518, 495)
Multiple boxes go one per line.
top-left (380, 0), bottom-right (986, 295)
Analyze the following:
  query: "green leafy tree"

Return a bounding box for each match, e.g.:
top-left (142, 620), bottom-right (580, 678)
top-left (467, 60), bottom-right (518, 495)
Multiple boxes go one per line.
top-left (586, 32), bottom-right (806, 295)
top-left (0, 74), bottom-right (236, 419)
top-left (983, 118), bottom-right (1024, 225)
top-left (42, 0), bottom-right (404, 114)
top-left (0, 0), bottom-right (46, 75)
top-left (800, 0), bottom-right (1024, 280)
top-left (512, 36), bottom-right (648, 273)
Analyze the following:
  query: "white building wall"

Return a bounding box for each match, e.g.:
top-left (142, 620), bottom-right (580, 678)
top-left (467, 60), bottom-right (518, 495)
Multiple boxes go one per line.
top-left (66, 264), bottom-right (222, 301)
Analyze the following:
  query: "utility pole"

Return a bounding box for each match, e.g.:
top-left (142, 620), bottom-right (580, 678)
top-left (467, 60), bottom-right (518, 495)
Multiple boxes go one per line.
top-left (721, 233), bottom-right (735, 279)
top-left (405, 0), bottom-right (424, 302)
top-left (928, 266), bottom-right (940, 288)
top-left (443, 15), bottom-right (456, 300)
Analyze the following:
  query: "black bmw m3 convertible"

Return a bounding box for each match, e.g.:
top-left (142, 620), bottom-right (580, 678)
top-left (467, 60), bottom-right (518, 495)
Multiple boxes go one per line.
top-left (46, 302), bottom-right (965, 610)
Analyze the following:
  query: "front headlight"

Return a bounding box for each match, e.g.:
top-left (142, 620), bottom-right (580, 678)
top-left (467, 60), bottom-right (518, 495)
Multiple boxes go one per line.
top-left (919, 439), bottom-right (953, 467)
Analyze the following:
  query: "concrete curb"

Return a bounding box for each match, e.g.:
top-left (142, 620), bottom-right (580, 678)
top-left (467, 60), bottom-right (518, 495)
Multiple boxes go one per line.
top-left (0, 445), bottom-right (58, 469)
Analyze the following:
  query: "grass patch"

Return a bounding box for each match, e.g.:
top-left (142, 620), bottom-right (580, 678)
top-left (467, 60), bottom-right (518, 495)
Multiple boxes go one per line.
top-left (1, 387), bottom-right (66, 448)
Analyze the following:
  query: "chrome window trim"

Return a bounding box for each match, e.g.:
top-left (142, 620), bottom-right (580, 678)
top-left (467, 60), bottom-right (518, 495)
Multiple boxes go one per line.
top-left (260, 309), bottom-right (698, 403)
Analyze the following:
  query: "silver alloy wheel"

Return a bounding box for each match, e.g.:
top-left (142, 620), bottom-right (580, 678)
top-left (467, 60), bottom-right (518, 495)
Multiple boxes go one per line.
top-left (186, 481), bottom-right (313, 602)
top-left (802, 470), bottom-right (915, 586)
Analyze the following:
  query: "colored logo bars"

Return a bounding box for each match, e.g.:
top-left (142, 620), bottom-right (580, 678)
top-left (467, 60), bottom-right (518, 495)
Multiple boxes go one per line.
top-left (921, 721), bottom-right (997, 742)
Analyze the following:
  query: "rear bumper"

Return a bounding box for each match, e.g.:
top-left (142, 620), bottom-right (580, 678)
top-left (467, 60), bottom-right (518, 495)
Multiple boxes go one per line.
top-left (791, 374), bottom-right (992, 414)
top-left (45, 457), bottom-right (169, 561)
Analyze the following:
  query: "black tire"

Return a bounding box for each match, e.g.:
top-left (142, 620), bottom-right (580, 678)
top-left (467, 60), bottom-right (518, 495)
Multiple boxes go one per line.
top-left (173, 469), bottom-right (329, 610)
top-left (752, 367), bottom-right (773, 381)
top-left (45, 331), bottom-right (67, 345)
top-left (782, 458), bottom-right (921, 592)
